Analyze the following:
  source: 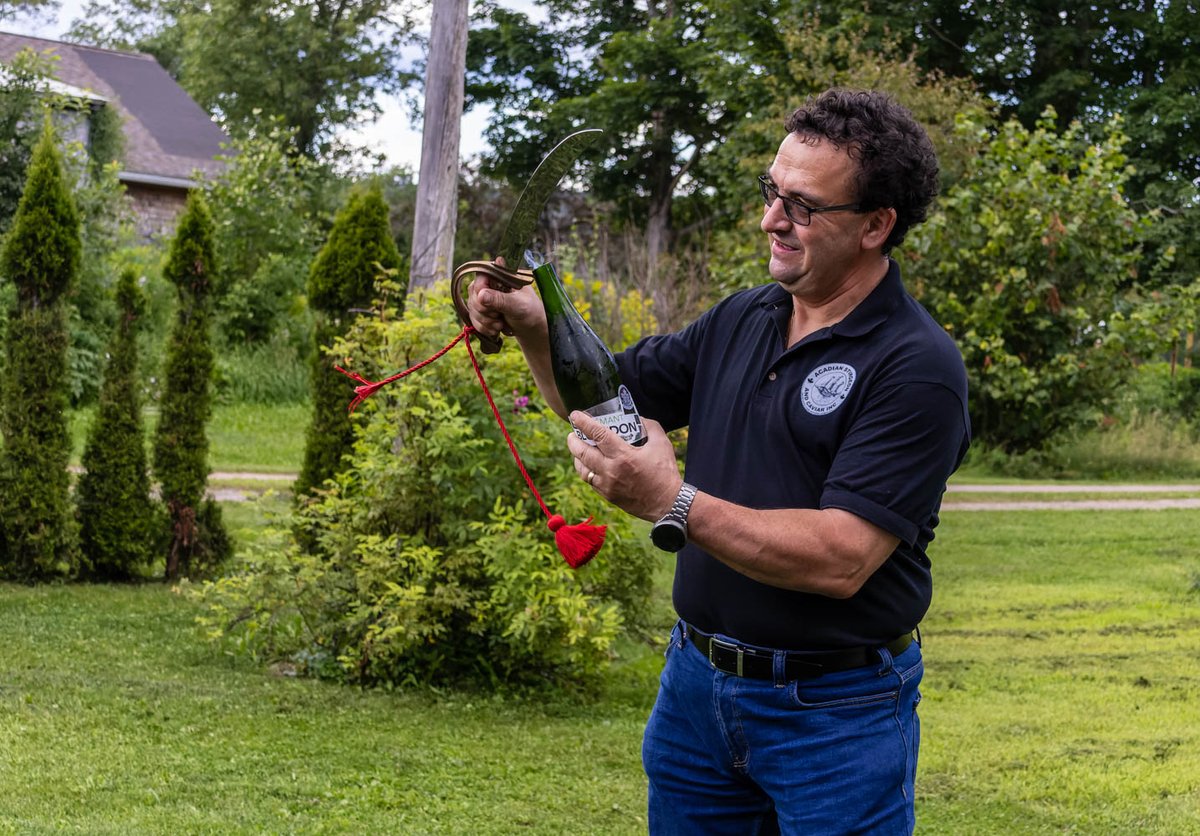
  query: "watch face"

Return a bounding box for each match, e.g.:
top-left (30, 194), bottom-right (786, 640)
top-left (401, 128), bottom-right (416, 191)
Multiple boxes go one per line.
top-left (651, 519), bottom-right (687, 552)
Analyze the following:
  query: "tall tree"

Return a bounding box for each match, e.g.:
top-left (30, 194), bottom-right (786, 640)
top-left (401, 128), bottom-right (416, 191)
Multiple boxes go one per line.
top-left (467, 0), bottom-right (724, 277)
top-left (0, 121), bottom-right (81, 580)
top-left (153, 191), bottom-right (230, 580)
top-left (77, 269), bottom-right (162, 578)
top-left (409, 0), bottom-right (467, 290)
top-left (68, 0), bottom-right (415, 160)
top-left (0, 48), bottom-right (58, 235)
top-left (295, 186), bottom-right (402, 499)
top-left (0, 0), bottom-right (57, 22)
top-left (868, 0), bottom-right (1200, 187)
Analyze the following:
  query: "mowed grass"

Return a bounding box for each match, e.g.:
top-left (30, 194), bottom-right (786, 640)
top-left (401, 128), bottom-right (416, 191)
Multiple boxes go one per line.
top-left (3, 507), bottom-right (1200, 832)
top-left (918, 509), bottom-right (1200, 833)
top-left (70, 402), bottom-right (310, 474)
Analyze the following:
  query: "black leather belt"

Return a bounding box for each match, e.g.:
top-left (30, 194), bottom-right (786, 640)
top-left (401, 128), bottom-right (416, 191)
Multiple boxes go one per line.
top-left (685, 624), bottom-right (914, 680)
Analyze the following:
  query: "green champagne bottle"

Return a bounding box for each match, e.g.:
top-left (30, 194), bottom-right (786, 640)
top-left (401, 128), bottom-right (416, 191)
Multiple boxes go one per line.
top-left (529, 252), bottom-right (647, 447)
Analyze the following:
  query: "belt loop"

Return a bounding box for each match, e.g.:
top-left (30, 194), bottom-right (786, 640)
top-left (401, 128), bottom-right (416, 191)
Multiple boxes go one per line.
top-left (772, 649), bottom-right (787, 687)
top-left (875, 646), bottom-right (895, 676)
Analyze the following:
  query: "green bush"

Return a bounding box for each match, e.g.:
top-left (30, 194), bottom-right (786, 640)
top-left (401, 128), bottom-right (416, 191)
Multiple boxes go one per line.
top-left (0, 121), bottom-right (81, 580)
top-left (1124, 363), bottom-right (1200, 422)
top-left (206, 123), bottom-right (321, 346)
top-left (77, 270), bottom-right (164, 579)
top-left (295, 186), bottom-right (402, 498)
top-left (904, 110), bottom-right (1146, 453)
top-left (152, 192), bottom-right (230, 580)
top-left (193, 288), bottom-right (659, 690)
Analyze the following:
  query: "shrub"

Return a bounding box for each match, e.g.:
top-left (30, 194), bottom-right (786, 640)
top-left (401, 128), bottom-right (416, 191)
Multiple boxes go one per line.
top-left (77, 270), bottom-right (164, 579)
top-left (0, 121), bottom-right (81, 580)
top-left (192, 287), bottom-right (658, 690)
top-left (295, 186), bottom-right (402, 498)
top-left (152, 192), bottom-right (230, 580)
top-left (903, 110), bottom-right (1146, 453)
top-left (206, 122), bottom-right (321, 346)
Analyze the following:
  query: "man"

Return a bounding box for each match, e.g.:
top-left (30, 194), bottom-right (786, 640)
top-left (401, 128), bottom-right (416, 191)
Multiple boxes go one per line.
top-left (468, 88), bottom-right (969, 834)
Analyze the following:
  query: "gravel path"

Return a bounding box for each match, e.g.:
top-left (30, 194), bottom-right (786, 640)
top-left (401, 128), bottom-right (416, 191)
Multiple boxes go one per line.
top-left (205, 474), bottom-right (1200, 511)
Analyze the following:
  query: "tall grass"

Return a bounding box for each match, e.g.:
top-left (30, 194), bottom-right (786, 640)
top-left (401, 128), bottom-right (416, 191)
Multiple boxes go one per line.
top-left (214, 335), bottom-right (310, 404)
top-left (962, 412), bottom-right (1200, 482)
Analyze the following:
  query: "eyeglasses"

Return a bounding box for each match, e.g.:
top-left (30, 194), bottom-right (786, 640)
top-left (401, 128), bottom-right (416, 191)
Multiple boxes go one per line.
top-left (757, 175), bottom-right (862, 226)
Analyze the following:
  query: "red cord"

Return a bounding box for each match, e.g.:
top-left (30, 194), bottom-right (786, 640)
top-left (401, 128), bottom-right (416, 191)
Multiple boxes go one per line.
top-left (334, 325), bottom-right (605, 567)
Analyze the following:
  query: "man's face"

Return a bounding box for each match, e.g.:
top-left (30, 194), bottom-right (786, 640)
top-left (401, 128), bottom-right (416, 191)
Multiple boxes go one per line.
top-left (760, 134), bottom-right (877, 301)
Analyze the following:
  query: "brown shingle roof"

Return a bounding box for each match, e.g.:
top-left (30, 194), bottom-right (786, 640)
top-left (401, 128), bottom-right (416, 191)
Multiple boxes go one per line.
top-left (0, 31), bottom-right (228, 184)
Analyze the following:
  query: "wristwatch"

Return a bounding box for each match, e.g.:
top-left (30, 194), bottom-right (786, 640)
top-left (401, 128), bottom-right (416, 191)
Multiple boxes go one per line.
top-left (650, 482), bottom-right (698, 552)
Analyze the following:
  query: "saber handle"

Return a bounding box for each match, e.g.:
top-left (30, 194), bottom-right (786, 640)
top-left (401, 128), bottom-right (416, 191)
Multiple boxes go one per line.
top-left (451, 260), bottom-right (534, 354)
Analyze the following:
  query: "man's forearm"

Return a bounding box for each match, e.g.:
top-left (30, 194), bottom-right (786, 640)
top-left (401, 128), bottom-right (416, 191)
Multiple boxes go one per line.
top-left (515, 327), bottom-right (567, 419)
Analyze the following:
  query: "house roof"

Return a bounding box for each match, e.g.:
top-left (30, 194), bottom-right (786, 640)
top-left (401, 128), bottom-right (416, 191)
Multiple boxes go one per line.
top-left (0, 31), bottom-right (228, 186)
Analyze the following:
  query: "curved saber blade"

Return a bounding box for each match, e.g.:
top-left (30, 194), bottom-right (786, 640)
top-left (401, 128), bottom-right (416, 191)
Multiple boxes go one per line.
top-left (497, 129), bottom-right (604, 268)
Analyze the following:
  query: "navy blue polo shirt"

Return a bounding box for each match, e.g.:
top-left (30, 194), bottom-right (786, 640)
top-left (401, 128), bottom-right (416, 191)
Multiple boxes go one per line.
top-left (616, 260), bottom-right (970, 650)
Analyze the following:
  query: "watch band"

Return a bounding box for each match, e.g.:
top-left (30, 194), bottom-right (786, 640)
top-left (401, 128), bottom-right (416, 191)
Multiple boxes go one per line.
top-left (650, 481), bottom-right (697, 549)
top-left (663, 482), bottom-right (697, 528)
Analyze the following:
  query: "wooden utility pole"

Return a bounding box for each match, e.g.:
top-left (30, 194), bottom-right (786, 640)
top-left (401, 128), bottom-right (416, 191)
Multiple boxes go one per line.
top-left (409, 0), bottom-right (468, 290)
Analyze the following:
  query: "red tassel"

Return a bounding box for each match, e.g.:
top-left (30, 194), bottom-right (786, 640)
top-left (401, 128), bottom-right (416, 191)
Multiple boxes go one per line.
top-left (547, 515), bottom-right (607, 568)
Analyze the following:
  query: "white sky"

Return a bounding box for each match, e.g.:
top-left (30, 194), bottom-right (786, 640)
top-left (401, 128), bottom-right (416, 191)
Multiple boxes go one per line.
top-left (2, 0), bottom-right (541, 173)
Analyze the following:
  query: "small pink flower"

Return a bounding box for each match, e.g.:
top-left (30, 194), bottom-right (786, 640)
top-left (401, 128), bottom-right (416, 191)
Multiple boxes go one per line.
top-left (512, 390), bottom-right (531, 413)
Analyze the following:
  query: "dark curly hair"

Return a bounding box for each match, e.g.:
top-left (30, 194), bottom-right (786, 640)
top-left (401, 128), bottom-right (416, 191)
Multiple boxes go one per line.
top-left (784, 89), bottom-right (939, 254)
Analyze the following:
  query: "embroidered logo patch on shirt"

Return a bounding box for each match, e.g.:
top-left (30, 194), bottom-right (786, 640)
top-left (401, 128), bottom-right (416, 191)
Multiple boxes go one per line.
top-left (801, 363), bottom-right (857, 415)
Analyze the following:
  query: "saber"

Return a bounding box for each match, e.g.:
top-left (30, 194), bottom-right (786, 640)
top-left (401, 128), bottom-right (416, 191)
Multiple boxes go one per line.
top-left (451, 129), bottom-right (603, 353)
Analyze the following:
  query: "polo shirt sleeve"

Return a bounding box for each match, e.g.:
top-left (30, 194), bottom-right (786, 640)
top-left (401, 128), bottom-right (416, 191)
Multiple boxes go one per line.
top-left (820, 380), bottom-right (969, 545)
top-left (615, 323), bottom-right (705, 432)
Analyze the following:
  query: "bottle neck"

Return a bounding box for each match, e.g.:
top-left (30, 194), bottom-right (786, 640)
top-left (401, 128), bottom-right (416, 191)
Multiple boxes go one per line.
top-left (532, 262), bottom-right (579, 319)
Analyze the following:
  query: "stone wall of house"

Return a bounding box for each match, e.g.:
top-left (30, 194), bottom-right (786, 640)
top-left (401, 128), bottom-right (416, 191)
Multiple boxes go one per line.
top-left (125, 183), bottom-right (188, 241)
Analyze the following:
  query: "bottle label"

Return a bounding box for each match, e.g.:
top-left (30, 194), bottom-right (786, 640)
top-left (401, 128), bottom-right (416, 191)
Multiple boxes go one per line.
top-left (573, 385), bottom-right (647, 446)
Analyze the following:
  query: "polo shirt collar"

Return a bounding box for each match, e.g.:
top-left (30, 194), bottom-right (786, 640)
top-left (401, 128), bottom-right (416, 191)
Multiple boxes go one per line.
top-left (757, 258), bottom-right (905, 342)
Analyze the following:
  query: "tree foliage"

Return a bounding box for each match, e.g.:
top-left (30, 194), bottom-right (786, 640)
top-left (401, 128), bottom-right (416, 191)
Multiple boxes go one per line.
top-left (0, 0), bottom-right (56, 23)
top-left (901, 110), bottom-right (1148, 452)
top-left (868, 0), bottom-right (1200, 286)
top-left (0, 48), bottom-right (53, 235)
top-left (77, 269), bottom-right (163, 578)
top-left (468, 0), bottom-right (726, 267)
top-left (295, 186), bottom-right (402, 499)
top-left (194, 289), bottom-right (658, 690)
top-left (0, 121), bottom-right (81, 580)
top-left (206, 120), bottom-right (322, 345)
top-left (152, 191), bottom-right (231, 579)
top-left (68, 0), bottom-right (415, 160)
top-left (0, 48), bottom-right (132, 405)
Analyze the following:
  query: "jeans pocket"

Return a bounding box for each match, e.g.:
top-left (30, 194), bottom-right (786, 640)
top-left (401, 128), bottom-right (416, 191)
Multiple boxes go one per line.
top-left (664, 620), bottom-right (684, 660)
top-left (788, 687), bottom-right (900, 711)
top-left (787, 671), bottom-right (901, 711)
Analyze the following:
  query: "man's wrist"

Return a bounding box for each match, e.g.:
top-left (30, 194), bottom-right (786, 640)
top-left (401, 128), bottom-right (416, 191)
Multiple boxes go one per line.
top-left (651, 482), bottom-right (698, 553)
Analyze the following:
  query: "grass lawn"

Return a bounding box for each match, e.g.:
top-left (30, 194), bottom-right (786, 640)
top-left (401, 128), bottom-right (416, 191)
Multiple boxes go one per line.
top-left (3, 507), bottom-right (1200, 832)
top-left (70, 403), bottom-right (309, 474)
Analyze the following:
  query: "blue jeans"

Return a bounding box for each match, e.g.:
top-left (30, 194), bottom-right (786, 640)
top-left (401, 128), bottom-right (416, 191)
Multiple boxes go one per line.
top-left (642, 621), bottom-right (923, 835)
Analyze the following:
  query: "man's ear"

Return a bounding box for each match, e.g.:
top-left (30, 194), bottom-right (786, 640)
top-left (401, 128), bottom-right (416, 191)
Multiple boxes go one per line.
top-left (861, 207), bottom-right (897, 251)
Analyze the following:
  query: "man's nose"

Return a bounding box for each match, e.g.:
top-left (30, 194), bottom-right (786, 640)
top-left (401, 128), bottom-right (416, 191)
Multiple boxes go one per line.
top-left (760, 198), bottom-right (791, 234)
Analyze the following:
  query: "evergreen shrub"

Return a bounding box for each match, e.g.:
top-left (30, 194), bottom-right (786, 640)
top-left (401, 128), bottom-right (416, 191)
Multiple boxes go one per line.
top-left (0, 122), bottom-right (81, 579)
top-left (153, 192), bottom-right (231, 579)
top-left (77, 270), bottom-right (164, 578)
top-left (295, 186), bottom-right (402, 497)
top-left (193, 287), bottom-right (659, 689)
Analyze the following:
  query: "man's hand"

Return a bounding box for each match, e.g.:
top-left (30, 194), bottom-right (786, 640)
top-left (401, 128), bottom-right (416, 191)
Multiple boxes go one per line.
top-left (466, 258), bottom-right (546, 344)
top-left (567, 411), bottom-right (682, 522)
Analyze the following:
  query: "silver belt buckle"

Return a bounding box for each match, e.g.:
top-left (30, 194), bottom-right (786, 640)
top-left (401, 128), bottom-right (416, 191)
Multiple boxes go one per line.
top-left (708, 636), bottom-right (745, 676)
